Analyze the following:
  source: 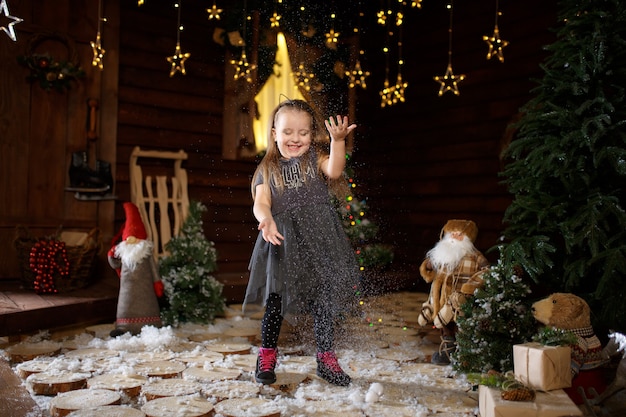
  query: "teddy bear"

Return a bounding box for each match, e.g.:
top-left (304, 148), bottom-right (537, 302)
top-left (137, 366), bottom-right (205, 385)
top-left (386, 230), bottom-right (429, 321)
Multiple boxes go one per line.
top-left (531, 293), bottom-right (608, 404)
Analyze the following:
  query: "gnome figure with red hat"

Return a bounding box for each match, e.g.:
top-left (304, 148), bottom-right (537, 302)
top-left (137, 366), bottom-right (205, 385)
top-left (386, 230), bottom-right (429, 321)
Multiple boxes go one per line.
top-left (418, 219), bottom-right (490, 365)
top-left (108, 202), bottom-right (163, 337)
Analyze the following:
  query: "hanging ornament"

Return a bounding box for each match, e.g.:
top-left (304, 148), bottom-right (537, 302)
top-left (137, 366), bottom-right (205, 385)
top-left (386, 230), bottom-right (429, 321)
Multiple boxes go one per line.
top-left (207, 1), bottom-right (223, 20)
top-left (270, 0), bottom-right (281, 28)
top-left (393, 23), bottom-right (408, 103)
top-left (0, 0), bottom-right (23, 42)
top-left (166, 2), bottom-right (190, 77)
top-left (483, 0), bottom-right (508, 62)
top-left (137, 0), bottom-right (145, 5)
top-left (376, 10), bottom-right (387, 26)
top-left (324, 12), bottom-right (340, 50)
top-left (411, 0), bottom-right (423, 8)
top-left (346, 9), bottom-right (370, 90)
top-left (230, 0), bottom-right (256, 83)
top-left (434, 1), bottom-right (465, 96)
top-left (346, 56), bottom-right (370, 89)
top-left (292, 63), bottom-right (315, 92)
top-left (90, 0), bottom-right (106, 70)
top-left (231, 49), bottom-right (256, 82)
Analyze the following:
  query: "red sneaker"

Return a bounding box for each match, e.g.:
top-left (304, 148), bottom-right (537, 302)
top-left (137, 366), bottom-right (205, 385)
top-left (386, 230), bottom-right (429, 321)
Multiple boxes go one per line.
top-left (255, 347), bottom-right (277, 384)
top-left (316, 351), bottom-right (351, 386)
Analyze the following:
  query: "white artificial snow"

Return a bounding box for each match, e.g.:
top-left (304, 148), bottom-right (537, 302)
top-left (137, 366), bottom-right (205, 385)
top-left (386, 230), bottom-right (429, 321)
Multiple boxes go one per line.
top-left (2, 293), bottom-right (480, 417)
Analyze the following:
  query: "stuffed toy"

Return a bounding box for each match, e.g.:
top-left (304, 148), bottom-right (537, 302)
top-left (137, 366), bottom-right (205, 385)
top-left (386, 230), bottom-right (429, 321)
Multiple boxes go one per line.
top-left (417, 219), bottom-right (489, 364)
top-left (532, 293), bottom-right (608, 403)
top-left (108, 202), bottom-right (163, 337)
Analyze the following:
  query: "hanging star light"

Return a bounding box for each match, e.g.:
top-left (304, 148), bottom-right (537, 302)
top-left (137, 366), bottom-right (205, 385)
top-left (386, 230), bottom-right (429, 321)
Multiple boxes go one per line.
top-left (137, 0), bottom-right (144, 5)
top-left (207, 2), bottom-right (222, 20)
top-left (230, 49), bottom-right (256, 82)
top-left (346, 57), bottom-right (370, 89)
top-left (411, 0), bottom-right (423, 8)
top-left (376, 10), bottom-right (387, 25)
top-left (0, 0), bottom-right (23, 42)
top-left (434, 1), bottom-right (465, 96)
top-left (90, 0), bottom-right (106, 70)
top-left (380, 78), bottom-right (395, 108)
top-left (325, 28), bottom-right (340, 49)
top-left (270, 11), bottom-right (281, 28)
top-left (483, 1), bottom-right (508, 62)
top-left (166, 2), bottom-right (190, 77)
top-left (434, 63), bottom-right (465, 96)
top-left (292, 63), bottom-right (315, 92)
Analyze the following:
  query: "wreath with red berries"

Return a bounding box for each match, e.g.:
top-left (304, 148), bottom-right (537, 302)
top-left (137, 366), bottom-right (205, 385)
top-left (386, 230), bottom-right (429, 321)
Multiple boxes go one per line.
top-left (17, 32), bottom-right (85, 92)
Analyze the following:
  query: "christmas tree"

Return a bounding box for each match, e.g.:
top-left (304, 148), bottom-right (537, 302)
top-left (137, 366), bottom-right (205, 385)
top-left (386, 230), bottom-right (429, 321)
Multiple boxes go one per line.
top-left (453, 250), bottom-right (536, 373)
top-left (500, 0), bottom-right (626, 333)
top-left (158, 200), bottom-right (225, 326)
top-left (337, 156), bottom-right (394, 294)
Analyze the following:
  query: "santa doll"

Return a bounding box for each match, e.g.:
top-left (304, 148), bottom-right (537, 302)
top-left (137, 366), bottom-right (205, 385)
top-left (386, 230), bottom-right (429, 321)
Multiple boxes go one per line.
top-left (418, 219), bottom-right (489, 365)
top-left (108, 202), bottom-right (163, 337)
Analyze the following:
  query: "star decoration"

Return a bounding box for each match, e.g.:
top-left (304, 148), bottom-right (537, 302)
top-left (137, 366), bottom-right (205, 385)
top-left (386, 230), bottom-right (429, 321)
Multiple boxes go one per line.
top-left (325, 28), bottom-right (339, 49)
top-left (379, 78), bottom-right (394, 108)
top-left (393, 73), bottom-right (408, 103)
top-left (270, 12), bottom-right (281, 28)
top-left (411, 0), bottom-right (423, 8)
top-left (230, 49), bottom-right (256, 83)
top-left (292, 63), bottom-right (315, 92)
top-left (345, 59), bottom-right (370, 89)
top-left (167, 43), bottom-right (190, 77)
top-left (206, 2), bottom-right (222, 20)
top-left (137, 0), bottom-right (144, 5)
top-left (396, 12), bottom-right (404, 26)
top-left (483, 25), bottom-right (508, 62)
top-left (1, 0), bottom-right (23, 42)
top-left (90, 32), bottom-right (105, 70)
top-left (434, 64), bottom-right (465, 96)
top-left (376, 10), bottom-right (387, 25)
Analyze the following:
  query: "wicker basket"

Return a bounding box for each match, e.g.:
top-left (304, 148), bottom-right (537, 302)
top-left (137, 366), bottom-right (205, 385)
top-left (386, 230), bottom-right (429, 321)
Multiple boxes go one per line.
top-left (14, 226), bottom-right (101, 293)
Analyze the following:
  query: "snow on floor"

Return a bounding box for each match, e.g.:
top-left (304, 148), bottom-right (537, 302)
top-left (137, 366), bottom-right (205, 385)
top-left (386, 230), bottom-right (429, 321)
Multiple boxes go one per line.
top-left (1, 291), bottom-right (480, 417)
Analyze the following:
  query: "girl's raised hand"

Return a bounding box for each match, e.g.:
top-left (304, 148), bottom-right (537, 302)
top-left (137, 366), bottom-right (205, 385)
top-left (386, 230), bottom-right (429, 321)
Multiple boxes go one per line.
top-left (325, 115), bottom-right (356, 142)
top-left (258, 217), bottom-right (284, 246)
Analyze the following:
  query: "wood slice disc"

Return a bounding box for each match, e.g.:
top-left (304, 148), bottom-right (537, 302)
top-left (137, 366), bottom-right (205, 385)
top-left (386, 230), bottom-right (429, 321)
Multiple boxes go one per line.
top-left (204, 342), bottom-right (251, 356)
top-left (293, 400), bottom-right (365, 417)
top-left (176, 351), bottom-right (224, 366)
top-left (223, 327), bottom-right (259, 341)
top-left (213, 398), bottom-right (282, 417)
top-left (66, 405), bottom-right (146, 417)
top-left (87, 373), bottom-right (147, 398)
top-left (142, 378), bottom-right (202, 401)
top-left (187, 332), bottom-right (224, 343)
top-left (15, 357), bottom-right (54, 378)
top-left (375, 348), bottom-right (422, 362)
top-left (141, 395), bottom-right (214, 417)
top-left (124, 351), bottom-right (174, 362)
top-left (65, 348), bottom-right (119, 360)
top-left (364, 403), bottom-right (420, 417)
top-left (270, 372), bottom-right (308, 392)
top-left (85, 324), bottom-right (115, 338)
top-left (6, 341), bottom-right (62, 362)
top-left (27, 371), bottom-right (90, 396)
top-left (202, 380), bottom-right (260, 402)
top-left (229, 353), bottom-right (258, 372)
top-left (229, 318), bottom-right (262, 329)
top-left (133, 360), bottom-right (186, 379)
top-left (67, 405), bottom-right (146, 417)
top-left (49, 388), bottom-right (121, 417)
top-left (182, 366), bottom-right (242, 383)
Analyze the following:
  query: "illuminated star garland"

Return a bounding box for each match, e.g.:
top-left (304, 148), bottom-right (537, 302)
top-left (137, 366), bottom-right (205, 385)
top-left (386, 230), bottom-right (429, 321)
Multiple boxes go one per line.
top-left (483, 0), bottom-right (508, 62)
top-left (270, 0), bottom-right (281, 28)
top-left (166, 1), bottom-right (191, 77)
top-left (90, 0), bottom-right (106, 70)
top-left (0, 0), bottom-right (23, 42)
top-left (207, 1), bottom-right (223, 20)
top-left (230, 1), bottom-right (256, 83)
top-left (325, 12), bottom-right (340, 50)
top-left (434, 1), bottom-right (465, 96)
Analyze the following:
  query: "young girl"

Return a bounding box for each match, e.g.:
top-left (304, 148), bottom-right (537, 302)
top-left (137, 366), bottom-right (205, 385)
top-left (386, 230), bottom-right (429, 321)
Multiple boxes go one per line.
top-left (243, 99), bottom-right (359, 387)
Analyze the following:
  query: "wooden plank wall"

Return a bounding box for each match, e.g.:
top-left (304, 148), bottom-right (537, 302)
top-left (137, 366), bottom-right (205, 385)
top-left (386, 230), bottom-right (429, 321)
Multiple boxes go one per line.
top-left (0, 0), bottom-right (119, 281)
top-left (113, 1), bottom-right (258, 286)
top-left (352, 0), bottom-right (559, 281)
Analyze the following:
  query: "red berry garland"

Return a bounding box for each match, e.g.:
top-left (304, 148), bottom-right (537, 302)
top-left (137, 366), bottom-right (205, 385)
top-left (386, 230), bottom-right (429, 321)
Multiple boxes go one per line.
top-left (28, 238), bottom-right (69, 294)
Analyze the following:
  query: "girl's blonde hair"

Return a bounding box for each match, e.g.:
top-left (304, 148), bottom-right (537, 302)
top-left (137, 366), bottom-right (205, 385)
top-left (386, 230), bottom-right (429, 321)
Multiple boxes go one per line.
top-left (251, 99), bottom-right (348, 201)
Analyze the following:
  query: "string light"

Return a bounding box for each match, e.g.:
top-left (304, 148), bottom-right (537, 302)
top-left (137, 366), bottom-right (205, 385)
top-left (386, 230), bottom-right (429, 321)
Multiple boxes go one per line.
top-left (166, 1), bottom-right (191, 77)
top-left (90, 0), bottom-right (106, 70)
top-left (434, 1), bottom-right (465, 96)
top-left (325, 13), bottom-right (340, 49)
top-left (483, 0), bottom-right (508, 62)
top-left (270, 0), bottom-right (281, 28)
top-left (346, 10), bottom-right (370, 90)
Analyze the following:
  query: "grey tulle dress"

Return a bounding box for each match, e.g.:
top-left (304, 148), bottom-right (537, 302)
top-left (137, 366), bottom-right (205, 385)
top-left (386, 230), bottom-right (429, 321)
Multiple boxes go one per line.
top-left (243, 151), bottom-right (360, 322)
